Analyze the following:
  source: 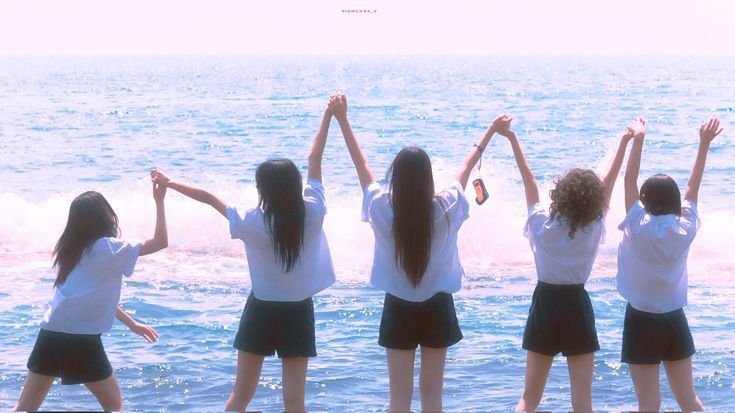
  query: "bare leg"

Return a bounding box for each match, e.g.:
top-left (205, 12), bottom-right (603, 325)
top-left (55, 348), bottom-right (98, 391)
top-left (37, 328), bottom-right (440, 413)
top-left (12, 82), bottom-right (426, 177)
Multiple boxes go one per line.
top-left (419, 346), bottom-right (447, 413)
top-left (566, 353), bottom-right (594, 412)
top-left (13, 371), bottom-right (54, 411)
top-left (516, 351), bottom-right (553, 412)
top-left (628, 363), bottom-right (661, 411)
top-left (663, 357), bottom-right (704, 411)
top-left (85, 373), bottom-right (123, 411)
top-left (386, 348), bottom-right (416, 413)
top-left (225, 351), bottom-right (265, 412)
top-left (281, 357), bottom-right (308, 413)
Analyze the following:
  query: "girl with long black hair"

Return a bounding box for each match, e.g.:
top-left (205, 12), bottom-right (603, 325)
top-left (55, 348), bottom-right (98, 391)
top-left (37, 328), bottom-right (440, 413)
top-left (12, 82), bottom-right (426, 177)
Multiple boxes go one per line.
top-left (15, 180), bottom-right (168, 411)
top-left (331, 93), bottom-right (501, 412)
top-left (151, 97), bottom-right (336, 412)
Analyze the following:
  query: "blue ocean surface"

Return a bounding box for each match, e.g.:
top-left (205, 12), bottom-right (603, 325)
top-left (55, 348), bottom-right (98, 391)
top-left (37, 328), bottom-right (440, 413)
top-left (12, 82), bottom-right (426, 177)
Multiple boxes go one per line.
top-left (1, 56), bottom-right (734, 411)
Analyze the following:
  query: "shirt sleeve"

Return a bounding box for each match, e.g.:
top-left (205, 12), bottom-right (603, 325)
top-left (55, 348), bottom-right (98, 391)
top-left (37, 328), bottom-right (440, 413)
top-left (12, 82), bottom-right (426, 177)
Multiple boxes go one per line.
top-left (523, 203), bottom-right (548, 240)
top-left (618, 201), bottom-right (645, 232)
top-left (361, 182), bottom-right (382, 222)
top-left (441, 181), bottom-right (470, 229)
top-left (598, 216), bottom-right (607, 244)
top-left (227, 206), bottom-right (247, 240)
top-left (107, 238), bottom-right (142, 277)
top-left (679, 200), bottom-right (700, 237)
top-left (303, 179), bottom-right (327, 215)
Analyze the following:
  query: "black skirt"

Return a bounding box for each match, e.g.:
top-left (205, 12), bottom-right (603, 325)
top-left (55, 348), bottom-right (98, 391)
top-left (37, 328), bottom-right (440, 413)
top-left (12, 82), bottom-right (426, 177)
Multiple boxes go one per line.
top-left (379, 292), bottom-right (463, 350)
top-left (233, 292), bottom-right (317, 358)
top-left (522, 281), bottom-right (600, 357)
top-left (27, 328), bottom-right (113, 385)
top-left (621, 303), bottom-right (695, 364)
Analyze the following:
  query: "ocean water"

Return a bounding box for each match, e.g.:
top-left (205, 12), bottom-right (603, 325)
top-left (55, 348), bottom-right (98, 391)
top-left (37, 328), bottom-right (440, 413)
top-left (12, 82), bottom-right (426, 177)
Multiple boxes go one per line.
top-left (1, 56), bottom-right (734, 411)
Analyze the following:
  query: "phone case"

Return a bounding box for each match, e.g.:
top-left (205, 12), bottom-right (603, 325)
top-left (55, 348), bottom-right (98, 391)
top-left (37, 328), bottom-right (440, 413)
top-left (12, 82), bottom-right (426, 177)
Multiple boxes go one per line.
top-left (473, 178), bottom-right (489, 205)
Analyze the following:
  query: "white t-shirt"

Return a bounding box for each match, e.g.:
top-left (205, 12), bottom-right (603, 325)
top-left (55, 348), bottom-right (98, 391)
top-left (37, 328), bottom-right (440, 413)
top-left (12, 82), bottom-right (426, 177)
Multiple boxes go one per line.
top-left (362, 181), bottom-right (470, 302)
top-left (616, 200), bottom-right (699, 313)
top-left (227, 179), bottom-right (335, 301)
top-left (524, 203), bottom-right (606, 285)
top-left (40, 237), bottom-right (142, 334)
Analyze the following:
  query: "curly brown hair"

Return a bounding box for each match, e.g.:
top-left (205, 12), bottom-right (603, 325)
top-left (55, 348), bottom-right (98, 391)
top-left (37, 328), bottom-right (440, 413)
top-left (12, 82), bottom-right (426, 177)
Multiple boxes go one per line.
top-left (549, 168), bottom-right (605, 239)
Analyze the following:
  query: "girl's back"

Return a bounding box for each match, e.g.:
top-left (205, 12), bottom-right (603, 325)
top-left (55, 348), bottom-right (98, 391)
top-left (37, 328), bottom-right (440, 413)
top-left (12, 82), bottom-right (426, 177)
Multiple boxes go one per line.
top-left (228, 178), bottom-right (334, 301)
top-left (362, 180), bottom-right (469, 302)
top-left (41, 237), bottom-right (142, 335)
top-left (617, 200), bottom-right (699, 313)
top-left (525, 204), bottom-right (606, 285)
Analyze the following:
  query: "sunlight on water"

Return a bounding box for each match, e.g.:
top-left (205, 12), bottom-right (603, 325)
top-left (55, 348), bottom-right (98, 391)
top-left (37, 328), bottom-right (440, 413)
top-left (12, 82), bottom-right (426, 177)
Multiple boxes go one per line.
top-left (1, 56), bottom-right (734, 411)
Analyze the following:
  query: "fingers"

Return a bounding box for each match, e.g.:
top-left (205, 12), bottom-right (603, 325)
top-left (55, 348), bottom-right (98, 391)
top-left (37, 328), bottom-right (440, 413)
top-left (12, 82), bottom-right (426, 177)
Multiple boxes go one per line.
top-left (150, 170), bottom-right (169, 186)
top-left (701, 117), bottom-right (723, 140)
top-left (143, 327), bottom-right (159, 343)
top-left (146, 327), bottom-right (158, 343)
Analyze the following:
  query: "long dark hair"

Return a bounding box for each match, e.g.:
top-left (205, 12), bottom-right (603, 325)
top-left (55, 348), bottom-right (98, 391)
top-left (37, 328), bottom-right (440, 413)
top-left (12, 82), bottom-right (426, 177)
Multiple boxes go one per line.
top-left (548, 168), bottom-right (605, 238)
top-left (640, 174), bottom-right (681, 216)
top-left (388, 147), bottom-right (436, 287)
top-left (53, 191), bottom-right (120, 287)
top-left (256, 159), bottom-right (306, 272)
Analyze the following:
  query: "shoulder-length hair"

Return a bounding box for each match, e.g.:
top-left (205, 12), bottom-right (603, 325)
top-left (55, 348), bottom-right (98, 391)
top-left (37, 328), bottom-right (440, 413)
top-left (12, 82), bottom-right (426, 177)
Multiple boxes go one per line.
top-left (256, 159), bottom-right (306, 273)
top-left (549, 168), bottom-right (605, 238)
top-left (388, 146), bottom-right (439, 288)
top-left (640, 174), bottom-right (681, 216)
top-left (53, 191), bottom-right (120, 287)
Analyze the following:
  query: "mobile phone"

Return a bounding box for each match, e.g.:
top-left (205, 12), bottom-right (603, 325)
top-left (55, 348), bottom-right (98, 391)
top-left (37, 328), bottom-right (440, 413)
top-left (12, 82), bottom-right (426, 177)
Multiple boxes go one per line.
top-left (472, 178), bottom-right (489, 205)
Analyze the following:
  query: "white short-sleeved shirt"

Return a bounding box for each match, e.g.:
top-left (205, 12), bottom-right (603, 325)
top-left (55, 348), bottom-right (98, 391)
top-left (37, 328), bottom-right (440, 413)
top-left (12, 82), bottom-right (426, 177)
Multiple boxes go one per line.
top-left (40, 237), bottom-right (142, 334)
top-left (227, 179), bottom-right (335, 301)
top-left (524, 203), bottom-right (606, 285)
top-left (362, 181), bottom-right (470, 302)
top-left (616, 200), bottom-right (699, 313)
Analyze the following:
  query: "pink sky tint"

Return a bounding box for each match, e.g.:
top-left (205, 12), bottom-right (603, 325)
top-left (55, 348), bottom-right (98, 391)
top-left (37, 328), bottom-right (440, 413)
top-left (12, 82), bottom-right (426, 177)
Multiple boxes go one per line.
top-left (0, 0), bottom-right (733, 55)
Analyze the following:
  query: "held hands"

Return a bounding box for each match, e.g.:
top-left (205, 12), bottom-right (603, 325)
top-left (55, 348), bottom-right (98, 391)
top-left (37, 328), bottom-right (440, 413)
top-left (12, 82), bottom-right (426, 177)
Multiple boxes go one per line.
top-left (699, 117), bottom-right (723, 144)
top-left (328, 93), bottom-right (348, 120)
top-left (150, 169), bottom-right (167, 202)
top-left (151, 168), bottom-right (171, 203)
top-left (621, 123), bottom-right (635, 142)
top-left (151, 168), bottom-right (170, 186)
top-left (491, 114), bottom-right (514, 138)
top-left (627, 117), bottom-right (646, 140)
top-left (130, 322), bottom-right (159, 343)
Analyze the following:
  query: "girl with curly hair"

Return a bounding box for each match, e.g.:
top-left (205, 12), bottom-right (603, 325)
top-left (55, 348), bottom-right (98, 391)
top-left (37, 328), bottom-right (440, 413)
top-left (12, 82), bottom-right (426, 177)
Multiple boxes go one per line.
top-left (494, 117), bottom-right (635, 412)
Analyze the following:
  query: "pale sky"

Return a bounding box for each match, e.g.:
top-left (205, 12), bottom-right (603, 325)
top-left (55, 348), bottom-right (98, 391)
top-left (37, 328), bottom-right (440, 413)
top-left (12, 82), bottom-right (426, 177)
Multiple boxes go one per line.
top-left (1, 0), bottom-right (733, 55)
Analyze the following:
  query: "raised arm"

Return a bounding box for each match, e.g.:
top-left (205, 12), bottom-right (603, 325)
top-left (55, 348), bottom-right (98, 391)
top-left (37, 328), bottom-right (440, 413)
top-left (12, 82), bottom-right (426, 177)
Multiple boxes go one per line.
top-left (623, 118), bottom-right (646, 213)
top-left (455, 115), bottom-right (504, 189)
top-left (685, 117), bottom-right (723, 203)
top-left (151, 169), bottom-right (227, 218)
top-left (139, 177), bottom-right (168, 256)
top-left (601, 128), bottom-right (635, 209)
top-left (495, 118), bottom-right (540, 209)
top-left (329, 94), bottom-right (375, 190)
top-left (307, 101), bottom-right (333, 182)
top-left (116, 306), bottom-right (159, 343)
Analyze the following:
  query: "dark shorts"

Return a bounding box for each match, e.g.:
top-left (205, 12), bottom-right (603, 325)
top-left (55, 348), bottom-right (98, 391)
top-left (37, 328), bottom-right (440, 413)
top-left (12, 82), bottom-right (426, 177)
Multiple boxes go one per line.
top-left (621, 303), bottom-right (695, 364)
top-left (522, 281), bottom-right (600, 357)
top-left (26, 329), bottom-right (113, 385)
top-left (233, 293), bottom-right (316, 358)
top-left (379, 292), bottom-right (463, 350)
